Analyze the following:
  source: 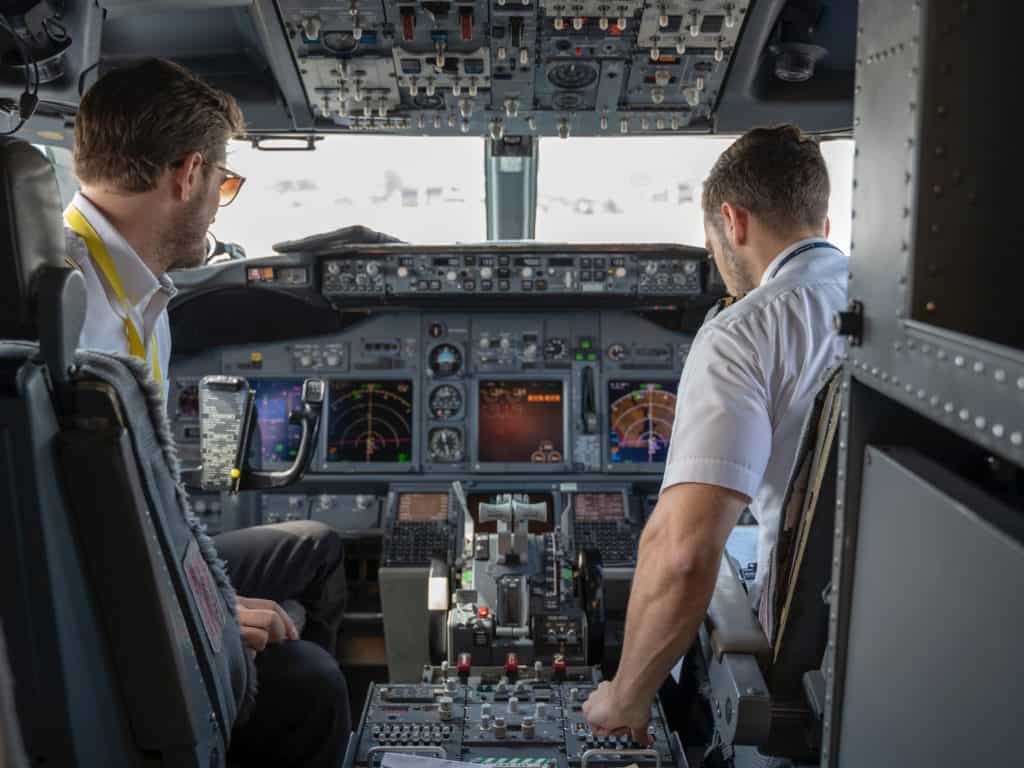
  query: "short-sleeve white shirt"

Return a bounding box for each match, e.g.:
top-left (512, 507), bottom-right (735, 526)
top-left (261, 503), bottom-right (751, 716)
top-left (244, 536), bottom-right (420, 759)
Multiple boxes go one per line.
top-left (64, 192), bottom-right (176, 401)
top-left (660, 238), bottom-right (848, 603)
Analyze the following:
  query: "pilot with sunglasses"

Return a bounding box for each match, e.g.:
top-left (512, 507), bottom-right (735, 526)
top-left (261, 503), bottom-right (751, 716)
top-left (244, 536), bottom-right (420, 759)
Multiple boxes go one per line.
top-left (65, 59), bottom-right (353, 768)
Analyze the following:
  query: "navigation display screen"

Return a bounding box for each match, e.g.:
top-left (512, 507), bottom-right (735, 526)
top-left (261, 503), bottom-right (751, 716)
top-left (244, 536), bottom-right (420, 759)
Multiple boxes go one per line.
top-left (397, 493), bottom-right (450, 522)
top-left (608, 379), bottom-right (679, 465)
top-left (327, 380), bottom-right (414, 463)
top-left (573, 492), bottom-right (626, 521)
top-left (251, 378), bottom-right (304, 464)
top-left (477, 380), bottom-right (565, 464)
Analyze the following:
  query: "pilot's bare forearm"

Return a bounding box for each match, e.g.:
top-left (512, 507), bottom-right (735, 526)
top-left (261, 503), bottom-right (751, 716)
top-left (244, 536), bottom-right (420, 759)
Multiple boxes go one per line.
top-left (611, 483), bottom-right (747, 708)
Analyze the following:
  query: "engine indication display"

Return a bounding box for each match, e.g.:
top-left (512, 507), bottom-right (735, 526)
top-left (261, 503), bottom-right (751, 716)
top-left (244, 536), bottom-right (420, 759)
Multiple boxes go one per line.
top-left (327, 380), bottom-right (414, 464)
top-left (251, 378), bottom-right (305, 464)
top-left (477, 379), bottom-right (565, 465)
top-left (608, 380), bottom-right (679, 465)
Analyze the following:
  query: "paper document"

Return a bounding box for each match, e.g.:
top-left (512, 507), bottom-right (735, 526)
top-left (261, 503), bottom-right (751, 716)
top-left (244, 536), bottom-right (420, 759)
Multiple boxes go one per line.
top-left (381, 754), bottom-right (558, 768)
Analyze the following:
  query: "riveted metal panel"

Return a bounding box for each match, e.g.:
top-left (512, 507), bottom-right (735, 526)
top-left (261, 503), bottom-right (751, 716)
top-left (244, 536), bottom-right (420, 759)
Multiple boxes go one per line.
top-left (842, 0), bottom-right (1024, 470)
top-left (837, 447), bottom-right (1024, 766)
top-left (826, 3), bottom-right (1024, 766)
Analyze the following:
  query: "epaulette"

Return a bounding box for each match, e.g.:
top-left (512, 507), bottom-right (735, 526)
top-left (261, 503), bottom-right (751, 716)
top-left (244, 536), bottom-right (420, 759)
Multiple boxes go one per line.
top-left (704, 292), bottom-right (746, 323)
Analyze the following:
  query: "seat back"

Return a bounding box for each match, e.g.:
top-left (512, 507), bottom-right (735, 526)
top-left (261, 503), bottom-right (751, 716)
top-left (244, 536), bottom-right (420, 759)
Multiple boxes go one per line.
top-left (701, 368), bottom-right (843, 763)
top-left (0, 137), bottom-right (247, 767)
top-left (0, 137), bottom-right (141, 766)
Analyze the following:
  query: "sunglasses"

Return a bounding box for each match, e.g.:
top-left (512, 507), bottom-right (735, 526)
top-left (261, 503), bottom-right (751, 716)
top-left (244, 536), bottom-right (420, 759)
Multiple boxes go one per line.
top-left (171, 156), bottom-right (246, 207)
top-left (213, 164), bottom-right (246, 207)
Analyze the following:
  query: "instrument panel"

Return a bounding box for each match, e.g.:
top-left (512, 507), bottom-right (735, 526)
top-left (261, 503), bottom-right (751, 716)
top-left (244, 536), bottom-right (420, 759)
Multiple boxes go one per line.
top-left (171, 309), bottom-right (691, 479)
top-left (278, 0), bottom-right (749, 138)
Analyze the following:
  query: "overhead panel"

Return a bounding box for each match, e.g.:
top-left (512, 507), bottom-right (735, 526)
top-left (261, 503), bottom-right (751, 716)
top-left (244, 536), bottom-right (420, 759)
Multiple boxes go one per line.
top-left (275, 0), bottom-right (749, 137)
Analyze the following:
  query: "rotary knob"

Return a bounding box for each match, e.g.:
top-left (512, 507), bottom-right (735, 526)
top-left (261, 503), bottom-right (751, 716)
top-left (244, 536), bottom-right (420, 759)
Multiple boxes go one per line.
top-left (446, 270), bottom-right (458, 283)
top-left (397, 266), bottom-right (410, 278)
top-left (521, 266), bottom-right (534, 279)
top-left (326, 262), bottom-right (341, 276)
top-left (499, 337), bottom-right (511, 352)
top-left (325, 352), bottom-right (340, 366)
top-left (365, 261), bottom-right (380, 276)
top-left (480, 266), bottom-right (494, 279)
top-left (644, 260), bottom-right (659, 275)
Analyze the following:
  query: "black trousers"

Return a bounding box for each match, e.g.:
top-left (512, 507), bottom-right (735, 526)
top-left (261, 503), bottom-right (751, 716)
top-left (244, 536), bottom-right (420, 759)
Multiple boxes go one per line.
top-left (214, 521), bottom-right (352, 768)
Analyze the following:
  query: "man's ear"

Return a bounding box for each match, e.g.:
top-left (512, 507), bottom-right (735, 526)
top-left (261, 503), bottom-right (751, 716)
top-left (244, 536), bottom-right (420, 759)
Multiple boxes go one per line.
top-left (169, 151), bottom-right (204, 203)
top-left (824, 214), bottom-right (831, 238)
top-left (720, 202), bottom-right (749, 246)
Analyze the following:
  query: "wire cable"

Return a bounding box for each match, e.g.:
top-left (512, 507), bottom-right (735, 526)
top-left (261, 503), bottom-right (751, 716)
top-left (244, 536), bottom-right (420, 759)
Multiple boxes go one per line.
top-left (0, 13), bottom-right (40, 136)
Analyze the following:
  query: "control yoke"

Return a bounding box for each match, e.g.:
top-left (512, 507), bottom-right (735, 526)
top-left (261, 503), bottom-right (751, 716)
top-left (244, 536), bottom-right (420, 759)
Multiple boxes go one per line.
top-left (182, 375), bottom-right (324, 492)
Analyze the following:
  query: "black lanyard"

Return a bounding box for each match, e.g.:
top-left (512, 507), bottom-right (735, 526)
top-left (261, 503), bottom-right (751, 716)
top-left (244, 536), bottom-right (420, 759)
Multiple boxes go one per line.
top-left (766, 240), bottom-right (842, 282)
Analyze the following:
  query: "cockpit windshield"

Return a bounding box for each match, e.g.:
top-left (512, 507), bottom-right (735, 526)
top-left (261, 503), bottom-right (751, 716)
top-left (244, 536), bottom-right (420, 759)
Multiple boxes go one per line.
top-left (536, 136), bottom-right (855, 249)
top-left (215, 136), bottom-right (487, 257)
top-left (42, 135), bottom-right (854, 256)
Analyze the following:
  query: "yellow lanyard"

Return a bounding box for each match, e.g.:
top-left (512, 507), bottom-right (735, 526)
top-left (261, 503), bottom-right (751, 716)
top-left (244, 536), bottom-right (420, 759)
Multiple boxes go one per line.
top-left (64, 205), bottom-right (163, 387)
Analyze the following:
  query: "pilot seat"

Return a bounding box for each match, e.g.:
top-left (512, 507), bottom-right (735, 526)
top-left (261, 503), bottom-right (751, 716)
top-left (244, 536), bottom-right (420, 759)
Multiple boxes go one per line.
top-left (697, 368), bottom-right (843, 768)
top-left (0, 136), bottom-right (250, 767)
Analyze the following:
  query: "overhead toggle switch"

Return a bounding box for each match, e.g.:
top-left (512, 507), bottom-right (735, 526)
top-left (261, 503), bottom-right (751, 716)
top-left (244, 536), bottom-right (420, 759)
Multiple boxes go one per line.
top-left (573, 17), bottom-right (584, 30)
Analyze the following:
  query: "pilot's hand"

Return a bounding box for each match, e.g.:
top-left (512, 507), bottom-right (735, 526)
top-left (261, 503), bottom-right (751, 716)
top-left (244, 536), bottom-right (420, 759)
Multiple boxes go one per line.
top-left (582, 680), bottom-right (653, 746)
top-left (236, 596), bottom-right (299, 653)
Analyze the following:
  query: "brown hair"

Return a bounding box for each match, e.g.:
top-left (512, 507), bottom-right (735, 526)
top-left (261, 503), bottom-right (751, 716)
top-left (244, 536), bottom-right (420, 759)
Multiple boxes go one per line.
top-left (702, 124), bottom-right (830, 236)
top-left (73, 59), bottom-right (244, 193)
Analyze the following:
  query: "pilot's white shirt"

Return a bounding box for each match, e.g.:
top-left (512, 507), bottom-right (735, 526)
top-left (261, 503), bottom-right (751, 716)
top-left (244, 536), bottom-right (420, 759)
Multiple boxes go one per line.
top-left (65, 191), bottom-right (176, 400)
top-left (660, 238), bottom-right (848, 605)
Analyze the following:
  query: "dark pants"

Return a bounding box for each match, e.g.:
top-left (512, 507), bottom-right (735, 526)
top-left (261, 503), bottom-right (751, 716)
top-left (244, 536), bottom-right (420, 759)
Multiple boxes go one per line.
top-left (214, 521), bottom-right (351, 768)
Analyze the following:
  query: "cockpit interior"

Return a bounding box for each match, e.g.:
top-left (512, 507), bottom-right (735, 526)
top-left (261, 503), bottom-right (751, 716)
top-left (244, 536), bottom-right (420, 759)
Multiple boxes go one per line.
top-left (2, 1), bottom-right (1021, 768)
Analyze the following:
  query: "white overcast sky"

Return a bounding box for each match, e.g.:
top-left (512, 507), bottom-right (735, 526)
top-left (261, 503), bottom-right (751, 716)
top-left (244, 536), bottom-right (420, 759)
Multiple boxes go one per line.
top-left (211, 135), bottom-right (854, 258)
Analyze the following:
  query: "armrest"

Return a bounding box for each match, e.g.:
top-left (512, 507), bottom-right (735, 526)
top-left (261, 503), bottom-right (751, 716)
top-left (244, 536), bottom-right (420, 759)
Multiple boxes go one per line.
top-left (705, 557), bottom-right (770, 666)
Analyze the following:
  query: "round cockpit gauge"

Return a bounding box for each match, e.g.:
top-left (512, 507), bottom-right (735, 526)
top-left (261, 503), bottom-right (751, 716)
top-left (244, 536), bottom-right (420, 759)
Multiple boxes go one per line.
top-left (428, 428), bottom-right (464, 463)
top-left (428, 343), bottom-right (463, 377)
top-left (429, 384), bottom-right (463, 419)
top-left (543, 337), bottom-right (568, 360)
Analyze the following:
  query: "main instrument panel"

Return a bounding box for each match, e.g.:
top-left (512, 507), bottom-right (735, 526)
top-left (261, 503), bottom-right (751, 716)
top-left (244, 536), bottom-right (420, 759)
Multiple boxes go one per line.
top-left (172, 308), bottom-right (690, 480)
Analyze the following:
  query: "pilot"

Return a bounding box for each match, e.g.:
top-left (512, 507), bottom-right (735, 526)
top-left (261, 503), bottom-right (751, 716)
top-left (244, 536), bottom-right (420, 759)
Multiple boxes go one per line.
top-left (584, 125), bottom-right (847, 741)
top-left (65, 58), bottom-right (350, 767)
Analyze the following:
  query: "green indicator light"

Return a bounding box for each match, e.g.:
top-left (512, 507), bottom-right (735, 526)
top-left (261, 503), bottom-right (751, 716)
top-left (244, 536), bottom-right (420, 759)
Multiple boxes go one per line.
top-left (561, 567), bottom-right (573, 580)
top-left (398, 453), bottom-right (410, 463)
top-left (587, 353), bottom-right (597, 361)
top-left (581, 340), bottom-right (592, 349)
top-left (575, 353), bottom-right (584, 361)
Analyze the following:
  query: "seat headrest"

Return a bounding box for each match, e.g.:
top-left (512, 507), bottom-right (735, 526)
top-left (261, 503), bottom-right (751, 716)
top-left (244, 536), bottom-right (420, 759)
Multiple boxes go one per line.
top-left (0, 137), bottom-right (69, 340)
